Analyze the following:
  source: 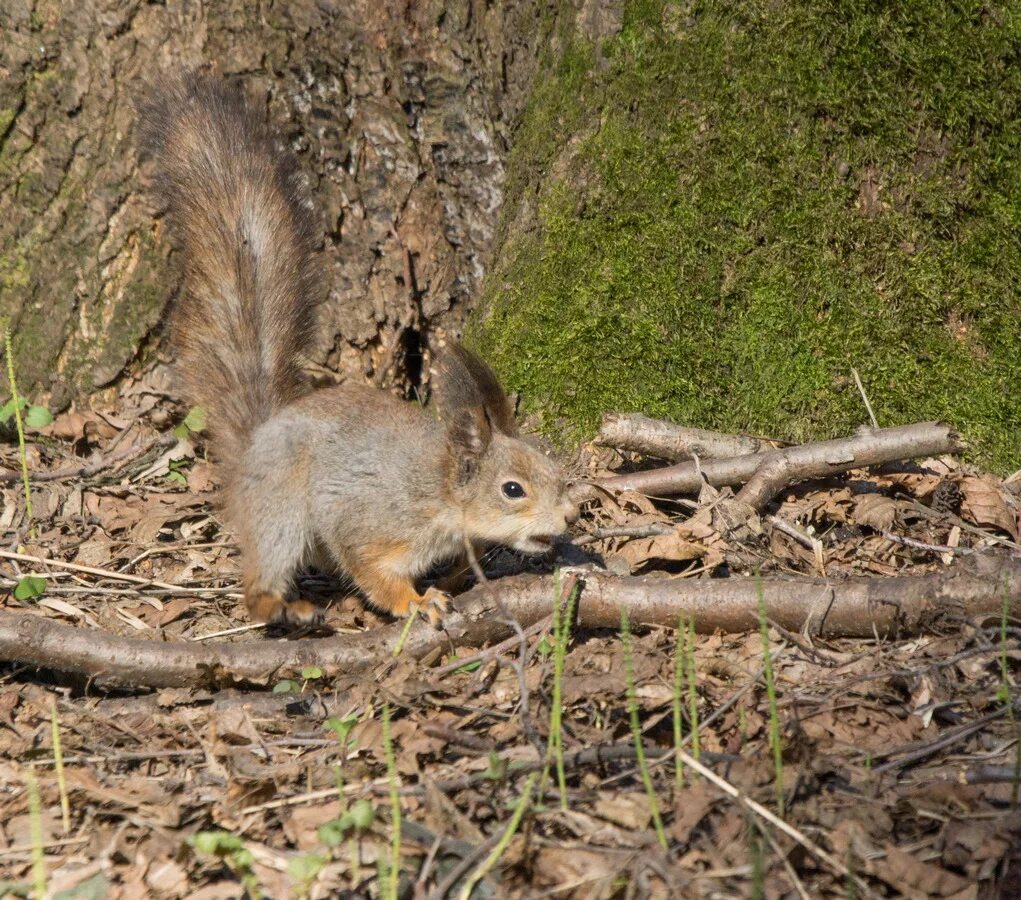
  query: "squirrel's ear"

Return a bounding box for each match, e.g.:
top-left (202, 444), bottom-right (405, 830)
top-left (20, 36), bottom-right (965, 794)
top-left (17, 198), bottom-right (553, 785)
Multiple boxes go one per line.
top-left (432, 341), bottom-right (518, 437)
top-left (447, 405), bottom-right (493, 485)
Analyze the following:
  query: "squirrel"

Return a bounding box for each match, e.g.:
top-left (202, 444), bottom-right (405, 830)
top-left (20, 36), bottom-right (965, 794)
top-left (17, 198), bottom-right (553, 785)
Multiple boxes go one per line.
top-left (138, 74), bottom-right (578, 627)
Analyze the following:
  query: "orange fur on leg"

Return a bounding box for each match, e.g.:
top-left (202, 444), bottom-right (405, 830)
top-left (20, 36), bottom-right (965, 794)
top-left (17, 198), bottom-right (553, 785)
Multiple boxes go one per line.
top-left (245, 591), bottom-right (322, 626)
top-left (344, 553), bottom-right (450, 625)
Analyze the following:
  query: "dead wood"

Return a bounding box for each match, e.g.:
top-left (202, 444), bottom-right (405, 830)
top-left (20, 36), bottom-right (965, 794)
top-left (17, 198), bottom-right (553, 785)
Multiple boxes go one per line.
top-left (1, 553), bottom-right (1017, 690)
top-left (598, 412), bottom-right (772, 461)
top-left (589, 421), bottom-right (964, 507)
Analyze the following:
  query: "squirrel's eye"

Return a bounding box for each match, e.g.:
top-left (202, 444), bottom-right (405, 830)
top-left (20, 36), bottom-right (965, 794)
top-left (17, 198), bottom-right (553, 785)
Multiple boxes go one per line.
top-left (502, 481), bottom-right (526, 499)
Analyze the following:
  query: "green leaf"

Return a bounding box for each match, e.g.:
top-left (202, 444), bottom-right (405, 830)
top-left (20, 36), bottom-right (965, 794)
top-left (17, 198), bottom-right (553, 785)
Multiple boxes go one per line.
top-left (452, 659), bottom-right (483, 674)
top-left (482, 751), bottom-right (507, 781)
top-left (166, 470), bottom-right (187, 485)
top-left (301, 665), bottom-right (323, 680)
top-left (273, 679), bottom-right (300, 694)
top-left (317, 819), bottom-right (346, 846)
top-left (13, 576), bottom-right (46, 600)
top-left (24, 405), bottom-right (53, 428)
top-left (324, 714), bottom-right (358, 744)
top-left (0, 396), bottom-right (26, 425)
top-left (182, 405), bottom-right (207, 433)
top-left (287, 853), bottom-right (327, 885)
top-left (347, 798), bottom-right (374, 830)
top-left (317, 800), bottom-right (376, 846)
top-left (191, 830), bottom-right (245, 855)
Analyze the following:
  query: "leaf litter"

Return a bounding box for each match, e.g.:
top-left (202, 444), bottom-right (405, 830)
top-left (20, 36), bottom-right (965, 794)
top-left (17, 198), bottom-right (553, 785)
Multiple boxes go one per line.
top-left (1, 379), bottom-right (1021, 897)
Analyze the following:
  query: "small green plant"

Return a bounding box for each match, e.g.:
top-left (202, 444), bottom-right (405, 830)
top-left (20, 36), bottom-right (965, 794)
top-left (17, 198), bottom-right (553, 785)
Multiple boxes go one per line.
top-left (382, 704), bottom-right (401, 900)
top-left (620, 609), bottom-right (668, 851)
top-left (324, 714), bottom-right (359, 747)
top-left (483, 751), bottom-right (508, 782)
top-left (748, 817), bottom-right (766, 900)
top-left (191, 830), bottom-right (262, 898)
top-left (318, 798), bottom-right (374, 846)
top-left (685, 616), bottom-right (700, 764)
top-left (49, 699), bottom-right (70, 834)
top-left (165, 456), bottom-right (191, 486)
top-left (458, 771), bottom-right (539, 900)
top-left (545, 574), bottom-right (579, 810)
top-left (25, 766), bottom-right (45, 899)
top-left (272, 667), bottom-right (325, 695)
top-left (288, 852), bottom-right (327, 899)
top-left (13, 575), bottom-right (46, 601)
top-left (673, 614), bottom-right (686, 792)
top-left (0, 395), bottom-right (52, 430)
top-left (673, 614), bottom-right (702, 791)
top-left (300, 666), bottom-right (323, 689)
top-left (174, 405), bottom-right (207, 440)
top-left (392, 604), bottom-right (420, 657)
top-left (756, 576), bottom-right (785, 816)
top-left (320, 718), bottom-right (365, 883)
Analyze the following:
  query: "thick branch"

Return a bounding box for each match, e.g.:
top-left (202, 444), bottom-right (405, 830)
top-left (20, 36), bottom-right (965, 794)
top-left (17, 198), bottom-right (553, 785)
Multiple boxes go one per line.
top-left (598, 412), bottom-right (770, 461)
top-left (591, 421), bottom-right (963, 502)
top-left (1, 554), bottom-right (1017, 689)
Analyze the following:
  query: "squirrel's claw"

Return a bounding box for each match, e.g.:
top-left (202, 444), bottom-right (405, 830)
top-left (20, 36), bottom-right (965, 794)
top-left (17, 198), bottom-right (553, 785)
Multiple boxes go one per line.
top-left (418, 587), bottom-right (452, 626)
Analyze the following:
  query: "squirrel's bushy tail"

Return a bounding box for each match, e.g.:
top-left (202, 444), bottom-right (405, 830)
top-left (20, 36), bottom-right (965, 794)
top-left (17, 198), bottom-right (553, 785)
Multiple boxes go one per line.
top-left (138, 74), bottom-right (319, 461)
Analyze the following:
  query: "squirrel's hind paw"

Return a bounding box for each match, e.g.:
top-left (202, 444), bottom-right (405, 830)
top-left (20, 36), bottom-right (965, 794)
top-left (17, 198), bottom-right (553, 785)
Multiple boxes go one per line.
top-left (417, 587), bottom-right (452, 627)
top-left (247, 592), bottom-right (324, 627)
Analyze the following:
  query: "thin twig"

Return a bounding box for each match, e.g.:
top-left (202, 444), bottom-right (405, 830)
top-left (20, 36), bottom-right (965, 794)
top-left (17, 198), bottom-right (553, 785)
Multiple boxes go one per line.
top-left (881, 530), bottom-right (974, 557)
top-left (0, 548), bottom-right (215, 595)
top-left (573, 523), bottom-right (675, 546)
top-left (870, 707), bottom-right (1009, 773)
top-left (433, 617), bottom-right (552, 676)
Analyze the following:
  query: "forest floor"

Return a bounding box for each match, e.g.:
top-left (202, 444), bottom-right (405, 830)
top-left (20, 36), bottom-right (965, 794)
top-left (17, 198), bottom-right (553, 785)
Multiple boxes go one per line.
top-left (1, 364), bottom-right (1021, 898)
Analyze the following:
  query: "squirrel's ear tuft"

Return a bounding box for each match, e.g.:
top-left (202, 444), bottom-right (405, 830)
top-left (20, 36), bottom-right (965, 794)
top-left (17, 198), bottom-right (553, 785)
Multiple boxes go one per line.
top-left (432, 342), bottom-right (518, 437)
top-left (447, 405), bottom-right (492, 484)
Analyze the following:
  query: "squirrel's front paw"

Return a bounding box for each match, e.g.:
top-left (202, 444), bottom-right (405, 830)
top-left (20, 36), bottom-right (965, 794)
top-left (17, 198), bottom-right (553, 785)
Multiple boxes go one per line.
top-left (416, 587), bottom-right (452, 626)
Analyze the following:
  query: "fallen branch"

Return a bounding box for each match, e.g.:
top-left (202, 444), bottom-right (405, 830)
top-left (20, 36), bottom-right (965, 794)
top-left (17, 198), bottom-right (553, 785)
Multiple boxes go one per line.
top-left (1, 553), bottom-right (1018, 689)
top-left (597, 412), bottom-right (772, 461)
top-left (588, 421), bottom-right (963, 508)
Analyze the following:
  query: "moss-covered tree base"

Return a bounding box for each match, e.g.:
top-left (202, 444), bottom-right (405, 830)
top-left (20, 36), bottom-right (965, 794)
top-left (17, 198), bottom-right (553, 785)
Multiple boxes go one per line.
top-left (471, 0), bottom-right (1021, 471)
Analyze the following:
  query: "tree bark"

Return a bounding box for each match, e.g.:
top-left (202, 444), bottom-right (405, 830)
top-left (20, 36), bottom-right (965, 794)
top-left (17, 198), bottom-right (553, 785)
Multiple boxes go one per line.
top-left (0, 0), bottom-right (548, 404)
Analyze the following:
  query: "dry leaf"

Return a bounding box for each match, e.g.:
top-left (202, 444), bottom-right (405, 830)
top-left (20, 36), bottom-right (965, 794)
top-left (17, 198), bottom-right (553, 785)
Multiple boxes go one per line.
top-left (870, 844), bottom-right (972, 897)
top-left (958, 475), bottom-right (1019, 540)
top-left (851, 493), bottom-right (900, 531)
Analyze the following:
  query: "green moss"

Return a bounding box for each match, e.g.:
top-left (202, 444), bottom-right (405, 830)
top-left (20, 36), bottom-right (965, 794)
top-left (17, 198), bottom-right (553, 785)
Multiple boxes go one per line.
top-left (473, 0), bottom-right (1021, 471)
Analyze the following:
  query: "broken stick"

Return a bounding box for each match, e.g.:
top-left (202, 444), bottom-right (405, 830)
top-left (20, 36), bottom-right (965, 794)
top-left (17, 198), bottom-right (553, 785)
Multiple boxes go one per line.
top-left (597, 412), bottom-right (772, 461)
top-left (589, 421), bottom-right (963, 509)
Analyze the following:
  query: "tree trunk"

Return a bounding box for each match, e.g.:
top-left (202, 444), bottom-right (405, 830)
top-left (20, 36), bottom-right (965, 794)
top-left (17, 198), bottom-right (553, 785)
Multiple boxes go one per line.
top-left (0, 0), bottom-right (550, 405)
